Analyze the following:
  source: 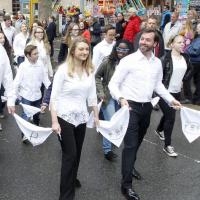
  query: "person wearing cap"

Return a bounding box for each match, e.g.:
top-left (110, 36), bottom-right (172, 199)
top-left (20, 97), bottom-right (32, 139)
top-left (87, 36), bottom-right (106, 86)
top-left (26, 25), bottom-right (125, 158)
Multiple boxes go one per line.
top-left (123, 7), bottom-right (141, 44)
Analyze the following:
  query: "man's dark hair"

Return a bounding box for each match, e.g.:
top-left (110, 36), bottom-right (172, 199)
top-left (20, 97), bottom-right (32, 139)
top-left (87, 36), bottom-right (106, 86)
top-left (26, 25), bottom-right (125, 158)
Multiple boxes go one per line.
top-left (104, 24), bottom-right (115, 33)
top-left (141, 28), bottom-right (159, 43)
top-left (164, 5), bottom-right (170, 10)
top-left (24, 45), bottom-right (37, 57)
top-left (4, 15), bottom-right (11, 21)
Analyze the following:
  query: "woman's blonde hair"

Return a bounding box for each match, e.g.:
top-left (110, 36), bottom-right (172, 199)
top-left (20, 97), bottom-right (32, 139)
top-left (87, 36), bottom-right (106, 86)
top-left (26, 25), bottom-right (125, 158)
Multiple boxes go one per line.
top-left (167, 34), bottom-right (184, 48)
top-left (179, 19), bottom-right (194, 38)
top-left (64, 22), bottom-right (80, 46)
top-left (32, 26), bottom-right (51, 54)
top-left (66, 36), bottom-right (94, 77)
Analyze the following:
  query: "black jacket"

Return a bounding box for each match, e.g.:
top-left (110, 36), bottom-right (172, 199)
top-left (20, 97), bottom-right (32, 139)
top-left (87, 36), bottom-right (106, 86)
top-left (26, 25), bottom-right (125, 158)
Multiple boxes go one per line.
top-left (134, 29), bottom-right (165, 58)
top-left (46, 22), bottom-right (56, 42)
top-left (161, 51), bottom-right (193, 89)
top-left (116, 19), bottom-right (126, 41)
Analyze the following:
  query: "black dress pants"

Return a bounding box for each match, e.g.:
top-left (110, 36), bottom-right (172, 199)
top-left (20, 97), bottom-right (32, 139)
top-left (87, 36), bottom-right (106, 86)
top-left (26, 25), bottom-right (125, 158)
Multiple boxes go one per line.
top-left (157, 93), bottom-right (180, 147)
top-left (121, 101), bottom-right (152, 189)
top-left (193, 63), bottom-right (200, 103)
top-left (58, 117), bottom-right (86, 200)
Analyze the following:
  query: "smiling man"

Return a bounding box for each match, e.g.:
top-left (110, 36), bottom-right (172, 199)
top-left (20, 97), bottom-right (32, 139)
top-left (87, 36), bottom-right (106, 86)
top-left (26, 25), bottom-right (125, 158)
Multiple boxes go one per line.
top-left (109, 28), bottom-right (181, 200)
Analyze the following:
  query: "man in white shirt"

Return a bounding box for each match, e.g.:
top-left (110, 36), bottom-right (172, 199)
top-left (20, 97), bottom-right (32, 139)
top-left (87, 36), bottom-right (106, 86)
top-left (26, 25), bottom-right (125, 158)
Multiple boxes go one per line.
top-left (0, 44), bottom-right (15, 130)
top-left (2, 15), bottom-right (16, 46)
top-left (108, 29), bottom-right (181, 200)
top-left (92, 24), bottom-right (116, 72)
top-left (163, 12), bottom-right (182, 50)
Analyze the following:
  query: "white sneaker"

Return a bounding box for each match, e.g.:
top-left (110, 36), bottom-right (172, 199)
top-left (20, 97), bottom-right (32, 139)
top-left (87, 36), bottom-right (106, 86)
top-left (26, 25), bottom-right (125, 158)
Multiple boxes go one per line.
top-left (0, 123), bottom-right (2, 131)
top-left (163, 146), bottom-right (178, 157)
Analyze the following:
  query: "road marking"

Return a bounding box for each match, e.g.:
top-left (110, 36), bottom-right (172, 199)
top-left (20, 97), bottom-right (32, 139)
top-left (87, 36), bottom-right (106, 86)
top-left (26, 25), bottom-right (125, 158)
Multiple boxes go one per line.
top-left (144, 139), bottom-right (200, 164)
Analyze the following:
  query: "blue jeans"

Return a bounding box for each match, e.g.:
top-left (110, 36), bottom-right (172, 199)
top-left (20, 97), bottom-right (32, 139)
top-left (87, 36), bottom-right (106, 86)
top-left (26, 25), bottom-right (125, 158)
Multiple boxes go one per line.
top-left (101, 98), bottom-right (120, 154)
top-left (17, 56), bottom-right (25, 66)
top-left (21, 97), bottom-right (41, 126)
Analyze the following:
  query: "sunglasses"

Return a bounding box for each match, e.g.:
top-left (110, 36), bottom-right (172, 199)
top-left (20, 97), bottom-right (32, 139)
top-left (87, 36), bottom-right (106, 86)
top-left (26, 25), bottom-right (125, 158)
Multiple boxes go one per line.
top-left (116, 47), bottom-right (130, 53)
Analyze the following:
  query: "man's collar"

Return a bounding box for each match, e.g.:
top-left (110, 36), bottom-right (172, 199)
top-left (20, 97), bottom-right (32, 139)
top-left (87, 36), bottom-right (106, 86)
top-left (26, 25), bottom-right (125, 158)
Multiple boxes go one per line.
top-left (136, 49), bottom-right (155, 61)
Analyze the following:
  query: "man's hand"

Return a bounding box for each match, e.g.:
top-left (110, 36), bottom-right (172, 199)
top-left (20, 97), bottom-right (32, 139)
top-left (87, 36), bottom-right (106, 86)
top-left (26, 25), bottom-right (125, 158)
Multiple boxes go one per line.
top-left (119, 98), bottom-right (129, 107)
top-left (171, 99), bottom-right (182, 110)
top-left (7, 106), bottom-right (15, 114)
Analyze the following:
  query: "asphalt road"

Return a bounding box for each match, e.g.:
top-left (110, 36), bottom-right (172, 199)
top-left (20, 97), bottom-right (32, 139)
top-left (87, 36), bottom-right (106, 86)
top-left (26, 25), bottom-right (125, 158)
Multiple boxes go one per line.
top-left (0, 104), bottom-right (200, 200)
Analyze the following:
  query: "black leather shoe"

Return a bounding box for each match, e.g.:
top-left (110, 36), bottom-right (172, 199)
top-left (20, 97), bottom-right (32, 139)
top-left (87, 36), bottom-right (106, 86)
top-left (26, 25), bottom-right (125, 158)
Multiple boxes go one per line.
top-left (132, 168), bottom-right (142, 180)
top-left (121, 187), bottom-right (140, 200)
top-left (75, 179), bottom-right (81, 188)
top-left (104, 151), bottom-right (118, 161)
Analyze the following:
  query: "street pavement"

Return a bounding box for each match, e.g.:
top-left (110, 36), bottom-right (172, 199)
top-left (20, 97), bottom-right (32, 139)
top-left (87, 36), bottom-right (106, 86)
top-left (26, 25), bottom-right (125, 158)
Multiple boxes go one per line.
top-left (0, 40), bottom-right (200, 200)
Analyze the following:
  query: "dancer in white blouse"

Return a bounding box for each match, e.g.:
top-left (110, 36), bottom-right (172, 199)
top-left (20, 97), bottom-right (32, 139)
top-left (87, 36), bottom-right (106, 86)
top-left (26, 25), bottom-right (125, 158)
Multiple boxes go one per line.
top-left (13, 22), bottom-right (29, 66)
top-left (27, 26), bottom-right (53, 78)
top-left (50, 37), bottom-right (99, 200)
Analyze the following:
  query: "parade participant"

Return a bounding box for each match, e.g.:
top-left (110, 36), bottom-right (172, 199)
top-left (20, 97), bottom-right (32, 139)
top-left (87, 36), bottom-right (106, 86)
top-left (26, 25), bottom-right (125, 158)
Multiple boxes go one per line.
top-left (58, 22), bottom-right (80, 63)
top-left (92, 24), bottom-right (116, 71)
top-left (1, 15), bottom-right (16, 46)
top-left (41, 19), bottom-right (48, 30)
top-left (134, 15), bottom-right (165, 58)
top-left (0, 31), bottom-right (12, 122)
top-left (109, 29), bottom-right (181, 200)
top-left (13, 22), bottom-right (29, 66)
top-left (0, 44), bottom-right (15, 131)
top-left (115, 13), bottom-right (127, 41)
top-left (50, 36), bottom-right (99, 200)
top-left (185, 23), bottom-right (200, 105)
top-left (46, 16), bottom-right (57, 57)
top-left (95, 39), bottom-right (133, 161)
top-left (187, 9), bottom-right (198, 31)
top-left (13, 45), bottom-right (51, 142)
top-left (28, 26), bottom-right (53, 78)
top-left (163, 12), bottom-right (182, 51)
top-left (160, 5), bottom-right (171, 32)
top-left (79, 21), bottom-right (91, 43)
top-left (155, 35), bottom-right (193, 156)
top-left (123, 7), bottom-right (141, 44)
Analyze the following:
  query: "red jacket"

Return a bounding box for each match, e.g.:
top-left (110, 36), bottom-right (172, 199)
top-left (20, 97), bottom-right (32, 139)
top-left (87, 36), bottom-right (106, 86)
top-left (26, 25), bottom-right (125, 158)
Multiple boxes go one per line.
top-left (123, 16), bottom-right (141, 43)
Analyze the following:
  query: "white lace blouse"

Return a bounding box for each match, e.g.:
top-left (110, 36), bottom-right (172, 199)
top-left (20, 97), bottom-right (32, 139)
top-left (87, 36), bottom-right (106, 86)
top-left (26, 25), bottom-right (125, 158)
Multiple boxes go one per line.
top-left (50, 63), bottom-right (97, 126)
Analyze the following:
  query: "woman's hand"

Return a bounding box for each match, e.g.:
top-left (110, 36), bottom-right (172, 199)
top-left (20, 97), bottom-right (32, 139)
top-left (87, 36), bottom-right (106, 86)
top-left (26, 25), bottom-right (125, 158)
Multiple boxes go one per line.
top-left (94, 116), bottom-right (100, 127)
top-left (52, 122), bottom-right (61, 134)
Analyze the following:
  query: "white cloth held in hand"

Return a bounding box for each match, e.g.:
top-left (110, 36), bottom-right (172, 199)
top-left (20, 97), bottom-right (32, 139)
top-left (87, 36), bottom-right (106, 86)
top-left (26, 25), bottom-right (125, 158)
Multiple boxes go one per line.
top-left (180, 107), bottom-right (200, 143)
top-left (20, 103), bottom-right (41, 118)
top-left (14, 113), bottom-right (52, 146)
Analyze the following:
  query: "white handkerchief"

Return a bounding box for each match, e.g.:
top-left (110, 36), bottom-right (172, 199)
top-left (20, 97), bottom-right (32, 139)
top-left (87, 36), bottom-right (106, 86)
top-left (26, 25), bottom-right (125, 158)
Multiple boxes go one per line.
top-left (180, 107), bottom-right (200, 143)
top-left (1, 96), bottom-right (7, 102)
top-left (20, 103), bottom-right (41, 118)
top-left (151, 97), bottom-right (160, 107)
top-left (97, 106), bottom-right (129, 147)
top-left (14, 113), bottom-right (52, 146)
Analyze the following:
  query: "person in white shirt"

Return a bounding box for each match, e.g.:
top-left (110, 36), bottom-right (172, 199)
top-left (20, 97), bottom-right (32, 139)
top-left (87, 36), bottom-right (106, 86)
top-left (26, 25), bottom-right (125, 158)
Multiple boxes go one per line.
top-left (0, 44), bottom-right (15, 130)
top-left (14, 45), bottom-right (51, 142)
top-left (27, 26), bottom-right (53, 78)
top-left (163, 12), bottom-right (182, 50)
top-left (92, 24), bottom-right (116, 71)
top-left (50, 37), bottom-right (99, 200)
top-left (13, 22), bottom-right (29, 66)
top-left (1, 15), bottom-right (16, 47)
top-left (155, 35), bottom-right (193, 157)
top-left (108, 29), bottom-right (181, 200)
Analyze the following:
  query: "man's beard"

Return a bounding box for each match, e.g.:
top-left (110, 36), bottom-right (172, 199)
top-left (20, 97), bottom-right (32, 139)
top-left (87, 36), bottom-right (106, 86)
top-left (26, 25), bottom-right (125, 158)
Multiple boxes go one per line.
top-left (139, 45), bottom-right (153, 53)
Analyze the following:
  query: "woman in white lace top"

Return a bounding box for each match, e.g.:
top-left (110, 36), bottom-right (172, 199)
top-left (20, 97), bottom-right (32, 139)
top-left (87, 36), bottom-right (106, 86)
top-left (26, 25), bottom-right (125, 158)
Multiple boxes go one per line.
top-left (50, 36), bottom-right (99, 200)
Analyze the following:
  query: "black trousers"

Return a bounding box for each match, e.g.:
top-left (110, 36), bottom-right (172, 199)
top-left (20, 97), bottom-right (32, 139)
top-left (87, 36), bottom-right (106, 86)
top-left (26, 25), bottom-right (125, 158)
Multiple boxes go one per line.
top-left (157, 92), bottom-right (180, 147)
top-left (49, 40), bottom-right (54, 57)
top-left (121, 101), bottom-right (152, 188)
top-left (193, 63), bottom-right (200, 103)
top-left (58, 117), bottom-right (86, 200)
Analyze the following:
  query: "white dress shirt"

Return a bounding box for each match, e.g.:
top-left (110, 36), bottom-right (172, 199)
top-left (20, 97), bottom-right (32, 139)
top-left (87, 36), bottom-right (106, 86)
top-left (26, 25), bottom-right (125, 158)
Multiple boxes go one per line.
top-left (14, 59), bottom-right (51, 101)
top-left (27, 40), bottom-right (53, 77)
top-left (0, 44), bottom-right (15, 106)
top-left (92, 39), bottom-right (116, 71)
top-left (2, 23), bottom-right (16, 46)
top-left (168, 55), bottom-right (187, 93)
top-left (13, 32), bottom-right (29, 57)
top-left (50, 63), bottom-right (97, 127)
top-left (163, 21), bottom-right (182, 50)
top-left (108, 50), bottom-right (174, 104)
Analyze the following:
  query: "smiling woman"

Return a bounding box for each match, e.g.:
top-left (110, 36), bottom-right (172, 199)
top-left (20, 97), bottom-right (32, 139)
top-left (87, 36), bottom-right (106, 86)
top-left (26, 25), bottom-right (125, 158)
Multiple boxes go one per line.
top-left (50, 36), bottom-right (99, 200)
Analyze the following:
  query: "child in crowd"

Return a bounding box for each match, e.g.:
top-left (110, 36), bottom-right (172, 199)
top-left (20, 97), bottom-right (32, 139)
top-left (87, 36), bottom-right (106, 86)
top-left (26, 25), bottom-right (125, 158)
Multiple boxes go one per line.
top-left (14, 45), bottom-right (51, 143)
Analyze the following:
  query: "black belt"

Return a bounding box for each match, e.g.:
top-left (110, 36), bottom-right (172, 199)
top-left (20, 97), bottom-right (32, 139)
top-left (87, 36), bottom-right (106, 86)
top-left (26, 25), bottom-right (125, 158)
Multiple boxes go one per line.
top-left (128, 100), bottom-right (151, 107)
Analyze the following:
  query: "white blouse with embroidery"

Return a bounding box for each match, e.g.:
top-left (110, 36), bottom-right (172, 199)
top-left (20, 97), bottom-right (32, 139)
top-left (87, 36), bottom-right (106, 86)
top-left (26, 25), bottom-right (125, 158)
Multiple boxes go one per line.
top-left (50, 63), bottom-right (97, 127)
